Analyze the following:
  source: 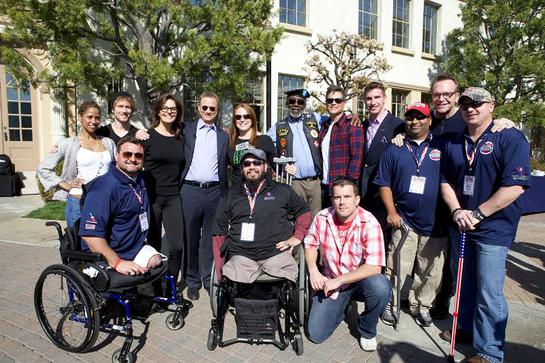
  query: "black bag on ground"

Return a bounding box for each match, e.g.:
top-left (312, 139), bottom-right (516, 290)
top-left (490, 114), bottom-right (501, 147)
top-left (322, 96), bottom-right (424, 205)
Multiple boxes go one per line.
top-left (0, 154), bottom-right (15, 175)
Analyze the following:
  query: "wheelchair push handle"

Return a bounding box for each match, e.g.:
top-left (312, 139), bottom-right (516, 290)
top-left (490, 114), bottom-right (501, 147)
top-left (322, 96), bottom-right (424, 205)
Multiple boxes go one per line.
top-left (45, 221), bottom-right (63, 240)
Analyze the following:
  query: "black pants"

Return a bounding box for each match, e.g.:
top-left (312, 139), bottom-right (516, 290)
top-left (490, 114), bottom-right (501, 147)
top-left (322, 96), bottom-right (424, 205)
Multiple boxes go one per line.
top-left (148, 195), bottom-right (185, 284)
top-left (181, 184), bottom-right (221, 291)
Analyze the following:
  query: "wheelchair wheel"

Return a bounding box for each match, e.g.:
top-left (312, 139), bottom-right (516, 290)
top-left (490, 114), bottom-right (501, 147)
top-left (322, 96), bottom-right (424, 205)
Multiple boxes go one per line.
top-left (34, 264), bottom-right (100, 352)
top-left (112, 348), bottom-right (135, 363)
top-left (297, 246), bottom-right (310, 325)
top-left (209, 260), bottom-right (218, 318)
top-left (165, 312), bottom-right (185, 330)
top-left (207, 327), bottom-right (218, 351)
top-left (293, 333), bottom-right (304, 356)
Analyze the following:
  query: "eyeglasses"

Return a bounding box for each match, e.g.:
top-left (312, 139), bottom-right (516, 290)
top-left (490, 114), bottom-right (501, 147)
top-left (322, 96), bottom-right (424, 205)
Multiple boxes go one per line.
top-left (242, 160), bottom-right (264, 167)
top-left (459, 101), bottom-right (488, 111)
top-left (288, 98), bottom-right (305, 106)
top-left (201, 105), bottom-right (216, 112)
top-left (121, 151), bottom-right (144, 160)
top-left (326, 98), bottom-right (344, 105)
top-left (160, 106), bottom-right (177, 113)
top-left (405, 114), bottom-right (428, 121)
top-left (432, 92), bottom-right (457, 100)
top-left (234, 114), bottom-right (252, 121)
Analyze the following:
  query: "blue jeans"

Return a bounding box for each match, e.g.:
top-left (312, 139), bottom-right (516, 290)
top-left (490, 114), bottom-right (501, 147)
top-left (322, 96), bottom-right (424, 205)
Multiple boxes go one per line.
top-left (65, 195), bottom-right (81, 228)
top-left (450, 231), bottom-right (509, 363)
top-left (306, 274), bottom-right (391, 343)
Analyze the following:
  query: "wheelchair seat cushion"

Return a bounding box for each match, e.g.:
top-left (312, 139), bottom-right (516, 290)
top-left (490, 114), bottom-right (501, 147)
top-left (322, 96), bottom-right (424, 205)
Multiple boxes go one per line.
top-left (106, 262), bottom-right (167, 290)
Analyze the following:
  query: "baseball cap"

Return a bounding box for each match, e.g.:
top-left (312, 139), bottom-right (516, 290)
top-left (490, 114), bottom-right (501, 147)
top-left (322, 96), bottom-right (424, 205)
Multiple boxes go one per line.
top-left (241, 148), bottom-right (267, 161)
top-left (404, 102), bottom-right (431, 117)
top-left (458, 87), bottom-right (494, 103)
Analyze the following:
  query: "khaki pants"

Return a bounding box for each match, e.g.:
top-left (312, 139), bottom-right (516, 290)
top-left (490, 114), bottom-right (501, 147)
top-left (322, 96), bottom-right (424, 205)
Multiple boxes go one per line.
top-left (222, 251), bottom-right (298, 283)
top-left (291, 179), bottom-right (321, 218)
top-left (386, 227), bottom-right (447, 313)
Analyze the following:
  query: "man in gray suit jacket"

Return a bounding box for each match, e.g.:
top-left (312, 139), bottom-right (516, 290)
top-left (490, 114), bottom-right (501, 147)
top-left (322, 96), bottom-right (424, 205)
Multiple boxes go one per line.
top-left (181, 91), bottom-right (229, 301)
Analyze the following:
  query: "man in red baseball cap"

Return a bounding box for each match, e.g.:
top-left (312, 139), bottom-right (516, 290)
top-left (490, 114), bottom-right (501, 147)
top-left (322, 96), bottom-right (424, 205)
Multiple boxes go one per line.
top-left (373, 102), bottom-right (448, 327)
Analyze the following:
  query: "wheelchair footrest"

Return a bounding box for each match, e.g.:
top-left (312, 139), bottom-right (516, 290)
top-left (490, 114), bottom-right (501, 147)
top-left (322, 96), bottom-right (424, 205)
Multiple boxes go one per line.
top-left (234, 298), bottom-right (278, 340)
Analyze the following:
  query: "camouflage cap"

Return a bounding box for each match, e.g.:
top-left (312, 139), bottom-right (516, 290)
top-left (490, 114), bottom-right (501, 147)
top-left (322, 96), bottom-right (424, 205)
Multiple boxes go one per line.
top-left (458, 87), bottom-right (494, 104)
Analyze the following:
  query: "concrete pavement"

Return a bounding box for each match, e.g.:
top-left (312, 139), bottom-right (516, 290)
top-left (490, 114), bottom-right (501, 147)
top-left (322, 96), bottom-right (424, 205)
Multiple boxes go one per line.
top-left (0, 195), bottom-right (544, 362)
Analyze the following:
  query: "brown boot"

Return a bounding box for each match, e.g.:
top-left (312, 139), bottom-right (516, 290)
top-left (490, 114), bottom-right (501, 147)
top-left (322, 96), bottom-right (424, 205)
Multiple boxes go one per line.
top-left (465, 355), bottom-right (492, 363)
top-left (439, 328), bottom-right (473, 344)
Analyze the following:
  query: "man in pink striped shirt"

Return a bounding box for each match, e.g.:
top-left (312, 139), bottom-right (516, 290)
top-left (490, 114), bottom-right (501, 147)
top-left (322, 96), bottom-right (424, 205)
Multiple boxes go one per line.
top-left (304, 177), bottom-right (391, 352)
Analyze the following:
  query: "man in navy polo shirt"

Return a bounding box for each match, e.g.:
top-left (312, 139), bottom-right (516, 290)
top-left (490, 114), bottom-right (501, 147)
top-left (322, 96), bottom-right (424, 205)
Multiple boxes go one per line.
top-left (374, 102), bottom-right (447, 327)
top-left (80, 136), bottom-right (163, 276)
top-left (440, 87), bottom-right (530, 363)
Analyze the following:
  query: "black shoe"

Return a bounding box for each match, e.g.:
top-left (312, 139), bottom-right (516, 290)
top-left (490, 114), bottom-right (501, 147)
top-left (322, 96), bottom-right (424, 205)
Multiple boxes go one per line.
top-left (414, 311), bottom-right (432, 327)
top-left (380, 307), bottom-right (396, 326)
top-left (430, 305), bottom-right (450, 320)
top-left (439, 329), bottom-right (473, 344)
top-left (187, 287), bottom-right (200, 301)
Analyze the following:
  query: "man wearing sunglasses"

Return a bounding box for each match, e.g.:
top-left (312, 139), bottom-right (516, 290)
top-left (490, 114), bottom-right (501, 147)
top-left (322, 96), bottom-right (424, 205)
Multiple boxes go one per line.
top-left (267, 88), bottom-right (323, 217)
top-left (213, 149), bottom-right (310, 284)
top-left (181, 91), bottom-right (229, 301)
top-left (80, 136), bottom-right (165, 276)
top-left (374, 102), bottom-right (447, 328)
top-left (440, 87), bottom-right (530, 363)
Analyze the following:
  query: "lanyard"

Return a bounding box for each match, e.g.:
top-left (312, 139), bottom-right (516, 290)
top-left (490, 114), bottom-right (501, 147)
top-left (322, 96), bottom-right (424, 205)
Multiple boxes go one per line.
top-left (243, 181), bottom-right (265, 221)
top-left (464, 137), bottom-right (485, 172)
top-left (405, 139), bottom-right (430, 174)
top-left (129, 184), bottom-right (143, 207)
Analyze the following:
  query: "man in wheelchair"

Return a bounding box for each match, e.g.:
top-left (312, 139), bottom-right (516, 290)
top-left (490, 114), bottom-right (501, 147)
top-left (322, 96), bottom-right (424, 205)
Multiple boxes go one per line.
top-left (208, 148), bottom-right (311, 353)
top-left (304, 176), bottom-right (391, 352)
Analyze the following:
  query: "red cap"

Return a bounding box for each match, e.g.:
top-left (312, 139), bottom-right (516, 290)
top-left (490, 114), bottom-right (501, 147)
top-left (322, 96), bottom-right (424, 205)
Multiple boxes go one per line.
top-left (404, 102), bottom-right (431, 117)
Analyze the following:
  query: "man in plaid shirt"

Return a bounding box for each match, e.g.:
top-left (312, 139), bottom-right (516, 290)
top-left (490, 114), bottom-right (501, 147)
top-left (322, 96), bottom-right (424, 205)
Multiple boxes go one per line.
top-left (319, 85), bottom-right (365, 199)
top-left (304, 177), bottom-right (391, 352)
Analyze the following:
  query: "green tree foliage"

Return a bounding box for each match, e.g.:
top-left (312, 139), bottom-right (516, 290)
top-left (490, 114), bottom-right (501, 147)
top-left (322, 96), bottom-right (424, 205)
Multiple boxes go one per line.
top-left (439, 0), bottom-right (545, 126)
top-left (305, 31), bottom-right (391, 103)
top-left (0, 0), bottom-right (282, 123)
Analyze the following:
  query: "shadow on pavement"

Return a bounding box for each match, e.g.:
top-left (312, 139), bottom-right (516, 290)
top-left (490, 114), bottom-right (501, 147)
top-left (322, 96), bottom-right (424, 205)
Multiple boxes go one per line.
top-left (507, 241), bottom-right (545, 305)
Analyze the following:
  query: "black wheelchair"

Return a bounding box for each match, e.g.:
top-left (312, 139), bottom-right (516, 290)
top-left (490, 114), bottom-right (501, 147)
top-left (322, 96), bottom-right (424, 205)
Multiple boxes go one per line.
top-left (34, 221), bottom-right (189, 363)
top-left (206, 241), bottom-right (310, 355)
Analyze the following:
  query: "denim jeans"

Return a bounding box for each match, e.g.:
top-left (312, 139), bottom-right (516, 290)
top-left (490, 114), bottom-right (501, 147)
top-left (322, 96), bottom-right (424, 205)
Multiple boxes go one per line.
top-left (306, 274), bottom-right (391, 343)
top-left (65, 195), bottom-right (81, 228)
top-left (450, 231), bottom-right (509, 363)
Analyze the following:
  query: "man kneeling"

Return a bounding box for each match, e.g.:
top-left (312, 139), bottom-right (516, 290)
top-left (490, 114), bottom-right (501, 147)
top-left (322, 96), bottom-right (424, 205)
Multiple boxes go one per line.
top-left (213, 149), bottom-right (311, 284)
top-left (79, 136), bottom-right (165, 275)
top-left (304, 177), bottom-right (391, 351)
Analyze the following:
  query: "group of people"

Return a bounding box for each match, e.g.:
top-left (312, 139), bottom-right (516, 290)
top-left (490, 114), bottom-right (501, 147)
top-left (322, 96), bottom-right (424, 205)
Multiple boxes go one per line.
top-left (36, 74), bottom-right (530, 363)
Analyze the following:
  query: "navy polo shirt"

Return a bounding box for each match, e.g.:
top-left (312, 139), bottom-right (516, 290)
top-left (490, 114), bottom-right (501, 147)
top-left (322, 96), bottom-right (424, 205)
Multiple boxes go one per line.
top-left (374, 135), bottom-right (444, 236)
top-left (79, 167), bottom-right (149, 260)
top-left (431, 108), bottom-right (465, 137)
top-left (441, 124), bottom-right (531, 246)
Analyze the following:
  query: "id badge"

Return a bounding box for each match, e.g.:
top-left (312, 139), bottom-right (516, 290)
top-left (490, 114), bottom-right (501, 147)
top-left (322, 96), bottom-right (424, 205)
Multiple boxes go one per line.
top-left (464, 175), bottom-right (475, 196)
top-left (139, 211), bottom-right (149, 232)
top-left (409, 176), bottom-right (426, 194)
top-left (241, 222), bottom-right (255, 242)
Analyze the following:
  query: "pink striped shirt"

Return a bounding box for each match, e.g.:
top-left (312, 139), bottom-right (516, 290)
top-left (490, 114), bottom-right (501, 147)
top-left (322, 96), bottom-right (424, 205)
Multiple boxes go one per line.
top-left (304, 206), bottom-right (385, 283)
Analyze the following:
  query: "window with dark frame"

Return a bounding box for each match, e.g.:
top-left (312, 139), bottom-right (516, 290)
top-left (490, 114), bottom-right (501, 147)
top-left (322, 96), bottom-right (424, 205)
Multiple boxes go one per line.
top-left (359, 0), bottom-right (378, 40)
top-left (277, 74), bottom-right (304, 121)
top-left (5, 73), bottom-right (32, 142)
top-left (422, 2), bottom-right (438, 54)
top-left (391, 89), bottom-right (409, 118)
top-left (392, 0), bottom-right (410, 48)
top-left (279, 0), bottom-right (306, 27)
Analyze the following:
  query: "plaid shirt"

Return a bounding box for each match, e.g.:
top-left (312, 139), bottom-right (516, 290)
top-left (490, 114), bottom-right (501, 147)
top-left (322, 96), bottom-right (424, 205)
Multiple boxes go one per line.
top-left (304, 206), bottom-right (385, 296)
top-left (319, 114), bottom-right (365, 184)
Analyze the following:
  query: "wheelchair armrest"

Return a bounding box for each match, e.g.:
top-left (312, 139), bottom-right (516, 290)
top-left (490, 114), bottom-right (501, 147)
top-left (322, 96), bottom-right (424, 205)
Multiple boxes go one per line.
top-left (60, 249), bottom-right (104, 262)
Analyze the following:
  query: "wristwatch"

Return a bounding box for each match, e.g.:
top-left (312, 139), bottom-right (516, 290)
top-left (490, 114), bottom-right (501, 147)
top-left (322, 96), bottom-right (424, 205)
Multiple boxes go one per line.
top-left (471, 207), bottom-right (486, 222)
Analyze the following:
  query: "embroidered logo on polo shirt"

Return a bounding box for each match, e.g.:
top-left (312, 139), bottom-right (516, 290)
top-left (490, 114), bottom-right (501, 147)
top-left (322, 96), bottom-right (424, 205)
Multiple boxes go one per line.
top-left (480, 141), bottom-right (494, 155)
top-left (263, 192), bottom-right (275, 201)
top-left (84, 213), bottom-right (97, 230)
top-left (512, 166), bottom-right (530, 181)
top-left (429, 149), bottom-right (441, 161)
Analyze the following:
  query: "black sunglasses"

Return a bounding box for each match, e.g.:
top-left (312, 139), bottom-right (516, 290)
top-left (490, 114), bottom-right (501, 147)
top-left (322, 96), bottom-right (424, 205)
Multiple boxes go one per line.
top-left (288, 98), bottom-right (306, 106)
top-left (201, 105), bottom-right (217, 112)
top-left (326, 97), bottom-right (344, 104)
top-left (405, 114), bottom-right (428, 121)
top-left (234, 114), bottom-right (252, 121)
top-left (459, 101), bottom-right (488, 111)
top-left (121, 151), bottom-right (144, 160)
top-left (242, 160), bottom-right (264, 167)
top-left (160, 106), bottom-right (177, 113)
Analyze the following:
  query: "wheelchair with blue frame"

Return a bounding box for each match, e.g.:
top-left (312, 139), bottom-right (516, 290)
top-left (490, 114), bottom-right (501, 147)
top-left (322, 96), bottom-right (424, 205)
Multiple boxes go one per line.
top-left (206, 239), bottom-right (311, 355)
top-left (34, 221), bottom-right (190, 363)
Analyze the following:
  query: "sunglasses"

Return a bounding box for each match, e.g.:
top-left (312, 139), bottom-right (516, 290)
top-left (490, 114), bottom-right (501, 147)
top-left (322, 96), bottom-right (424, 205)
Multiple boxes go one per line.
top-left (201, 105), bottom-right (216, 112)
top-left (242, 160), bottom-right (264, 167)
top-left (326, 98), bottom-right (344, 104)
top-left (405, 114), bottom-right (428, 121)
top-left (234, 114), bottom-right (252, 121)
top-left (121, 151), bottom-right (144, 160)
top-left (288, 98), bottom-right (306, 106)
top-left (160, 106), bottom-right (177, 113)
top-left (459, 101), bottom-right (488, 111)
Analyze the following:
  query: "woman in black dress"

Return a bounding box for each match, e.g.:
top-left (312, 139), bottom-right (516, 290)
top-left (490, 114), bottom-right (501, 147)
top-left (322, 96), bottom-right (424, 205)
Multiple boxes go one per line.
top-left (228, 103), bottom-right (276, 185)
top-left (143, 94), bottom-right (185, 296)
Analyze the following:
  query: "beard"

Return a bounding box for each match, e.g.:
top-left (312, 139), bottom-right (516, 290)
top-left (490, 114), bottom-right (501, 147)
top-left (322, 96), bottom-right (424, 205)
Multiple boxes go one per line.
top-left (244, 171), bottom-right (266, 190)
top-left (289, 108), bottom-right (304, 119)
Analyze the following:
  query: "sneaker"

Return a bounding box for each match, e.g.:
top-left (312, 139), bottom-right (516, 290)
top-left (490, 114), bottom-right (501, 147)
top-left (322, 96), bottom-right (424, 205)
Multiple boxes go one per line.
top-left (359, 336), bottom-right (377, 352)
top-left (414, 311), bottom-right (432, 327)
top-left (380, 307), bottom-right (395, 326)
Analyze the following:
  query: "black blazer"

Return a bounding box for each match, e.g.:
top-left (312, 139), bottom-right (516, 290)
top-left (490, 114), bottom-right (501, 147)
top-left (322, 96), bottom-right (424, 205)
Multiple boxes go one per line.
top-left (181, 120), bottom-right (229, 194)
top-left (360, 112), bottom-right (405, 207)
